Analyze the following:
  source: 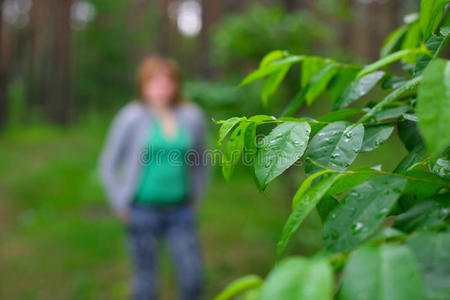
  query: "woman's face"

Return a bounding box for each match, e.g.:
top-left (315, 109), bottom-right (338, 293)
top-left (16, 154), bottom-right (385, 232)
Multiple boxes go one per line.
top-left (142, 69), bottom-right (178, 108)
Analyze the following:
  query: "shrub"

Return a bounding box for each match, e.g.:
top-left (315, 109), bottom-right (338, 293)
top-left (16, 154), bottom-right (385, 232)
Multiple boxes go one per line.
top-left (214, 1), bottom-right (450, 299)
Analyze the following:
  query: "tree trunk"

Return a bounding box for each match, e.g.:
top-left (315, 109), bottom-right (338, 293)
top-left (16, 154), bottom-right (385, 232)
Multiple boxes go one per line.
top-left (198, 0), bottom-right (223, 76)
top-left (45, 0), bottom-right (72, 123)
top-left (127, 0), bottom-right (151, 61)
top-left (157, 0), bottom-right (172, 54)
top-left (26, 0), bottom-right (50, 116)
top-left (26, 0), bottom-right (72, 124)
top-left (351, 0), bottom-right (400, 60)
top-left (0, 0), bottom-right (8, 128)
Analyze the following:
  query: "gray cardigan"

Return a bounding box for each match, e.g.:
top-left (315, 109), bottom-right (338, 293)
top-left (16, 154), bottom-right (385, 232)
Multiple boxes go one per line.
top-left (98, 101), bottom-right (208, 212)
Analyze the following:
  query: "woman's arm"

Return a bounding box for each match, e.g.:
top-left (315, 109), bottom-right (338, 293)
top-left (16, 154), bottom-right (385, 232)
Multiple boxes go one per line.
top-left (98, 105), bottom-right (135, 212)
top-left (189, 106), bottom-right (210, 204)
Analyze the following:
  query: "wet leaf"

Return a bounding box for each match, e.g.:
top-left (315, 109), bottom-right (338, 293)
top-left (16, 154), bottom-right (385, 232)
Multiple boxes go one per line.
top-left (323, 175), bottom-right (407, 252)
top-left (417, 58), bottom-right (450, 156)
top-left (304, 122), bottom-right (364, 176)
top-left (255, 122), bottom-right (310, 189)
top-left (260, 257), bottom-right (333, 300)
top-left (332, 71), bottom-right (385, 111)
top-left (360, 125), bottom-right (394, 152)
top-left (338, 244), bottom-right (425, 300)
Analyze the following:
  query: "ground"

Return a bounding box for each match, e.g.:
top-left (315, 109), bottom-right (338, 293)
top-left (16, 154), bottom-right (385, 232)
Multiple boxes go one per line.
top-left (0, 116), bottom-right (322, 300)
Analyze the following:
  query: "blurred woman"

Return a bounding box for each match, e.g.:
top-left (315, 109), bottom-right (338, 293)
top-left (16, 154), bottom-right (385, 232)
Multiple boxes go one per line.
top-left (99, 55), bottom-right (208, 300)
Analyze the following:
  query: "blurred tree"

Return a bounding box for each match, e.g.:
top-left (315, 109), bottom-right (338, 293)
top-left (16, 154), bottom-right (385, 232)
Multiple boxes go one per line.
top-left (199, 0), bottom-right (223, 76)
top-left (26, 0), bottom-right (72, 124)
top-left (282, 0), bottom-right (312, 11)
top-left (127, 0), bottom-right (150, 60)
top-left (0, 0), bottom-right (419, 128)
top-left (47, 0), bottom-right (72, 123)
top-left (0, 0), bottom-right (7, 127)
top-left (211, 4), bottom-right (334, 72)
top-left (158, 0), bottom-right (172, 54)
top-left (351, 0), bottom-right (401, 60)
top-left (74, 0), bottom-right (134, 110)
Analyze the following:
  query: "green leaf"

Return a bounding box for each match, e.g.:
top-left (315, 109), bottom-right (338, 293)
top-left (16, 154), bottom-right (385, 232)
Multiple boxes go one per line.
top-left (317, 108), bottom-right (363, 123)
top-left (317, 194), bottom-right (339, 223)
top-left (241, 55), bottom-right (305, 86)
top-left (357, 48), bottom-right (425, 79)
top-left (244, 122), bottom-right (257, 165)
top-left (280, 87), bottom-right (309, 117)
top-left (301, 57), bottom-right (329, 88)
top-left (401, 22), bottom-right (422, 63)
top-left (304, 122), bottom-right (364, 176)
top-left (370, 106), bottom-right (410, 122)
top-left (382, 76), bottom-right (408, 89)
top-left (214, 275), bottom-right (263, 300)
top-left (328, 167), bottom-right (376, 195)
top-left (260, 50), bottom-right (287, 68)
top-left (323, 175), bottom-right (407, 252)
top-left (369, 227), bottom-right (406, 245)
top-left (441, 11), bottom-right (450, 35)
top-left (240, 289), bottom-right (260, 300)
top-left (260, 257), bottom-right (333, 300)
top-left (255, 122), bottom-right (310, 189)
top-left (305, 63), bottom-right (339, 105)
top-left (360, 125), bottom-right (394, 152)
top-left (414, 33), bottom-right (448, 76)
top-left (407, 231), bottom-right (450, 299)
top-left (261, 65), bottom-right (290, 106)
top-left (248, 115), bottom-right (276, 122)
top-left (398, 119), bottom-right (424, 152)
top-left (394, 193), bottom-right (450, 233)
top-left (417, 58), bottom-right (450, 156)
top-left (327, 67), bottom-right (360, 102)
top-left (222, 122), bottom-right (249, 181)
top-left (420, 0), bottom-right (450, 40)
top-left (291, 169), bottom-right (338, 208)
top-left (430, 150), bottom-right (450, 180)
top-left (278, 173), bottom-right (344, 258)
top-left (218, 117), bottom-right (242, 147)
top-left (394, 144), bottom-right (426, 173)
top-left (332, 71), bottom-right (385, 111)
top-left (338, 244), bottom-right (425, 300)
top-left (398, 170), bottom-right (445, 209)
top-left (357, 76), bottom-right (422, 125)
top-left (380, 25), bottom-right (408, 58)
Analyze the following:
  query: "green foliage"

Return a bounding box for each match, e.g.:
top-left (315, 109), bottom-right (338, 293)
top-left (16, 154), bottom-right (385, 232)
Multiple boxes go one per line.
top-left (417, 59), bottom-right (450, 156)
top-left (255, 122), bottom-right (310, 189)
top-left (278, 172), bottom-right (344, 258)
top-left (213, 275), bottom-right (262, 300)
top-left (332, 71), bottom-right (384, 111)
top-left (420, 0), bottom-right (450, 40)
top-left (215, 1), bottom-right (450, 298)
top-left (211, 5), bottom-right (333, 70)
top-left (304, 122), bottom-right (364, 176)
top-left (74, 0), bottom-right (143, 107)
top-left (338, 244), bottom-right (425, 300)
top-left (360, 125), bottom-right (394, 152)
top-left (407, 231), bottom-right (450, 299)
top-left (323, 175), bottom-right (407, 252)
top-left (222, 121), bottom-right (249, 180)
top-left (259, 257), bottom-right (333, 300)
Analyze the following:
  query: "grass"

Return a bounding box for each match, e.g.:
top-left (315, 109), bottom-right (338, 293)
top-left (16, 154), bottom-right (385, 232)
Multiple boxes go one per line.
top-left (0, 115), bottom-right (322, 300)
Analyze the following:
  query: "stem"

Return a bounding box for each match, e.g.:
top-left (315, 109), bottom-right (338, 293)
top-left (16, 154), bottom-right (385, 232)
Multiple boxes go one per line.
top-left (346, 170), bottom-right (447, 187)
top-left (308, 159), bottom-right (448, 188)
top-left (215, 117), bottom-right (405, 127)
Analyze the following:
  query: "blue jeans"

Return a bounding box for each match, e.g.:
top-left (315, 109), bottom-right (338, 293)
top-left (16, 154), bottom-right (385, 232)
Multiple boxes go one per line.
top-left (126, 204), bottom-right (203, 300)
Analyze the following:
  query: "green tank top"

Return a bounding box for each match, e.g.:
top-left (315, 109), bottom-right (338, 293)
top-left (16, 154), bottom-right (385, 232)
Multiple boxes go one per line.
top-left (134, 119), bottom-right (193, 205)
